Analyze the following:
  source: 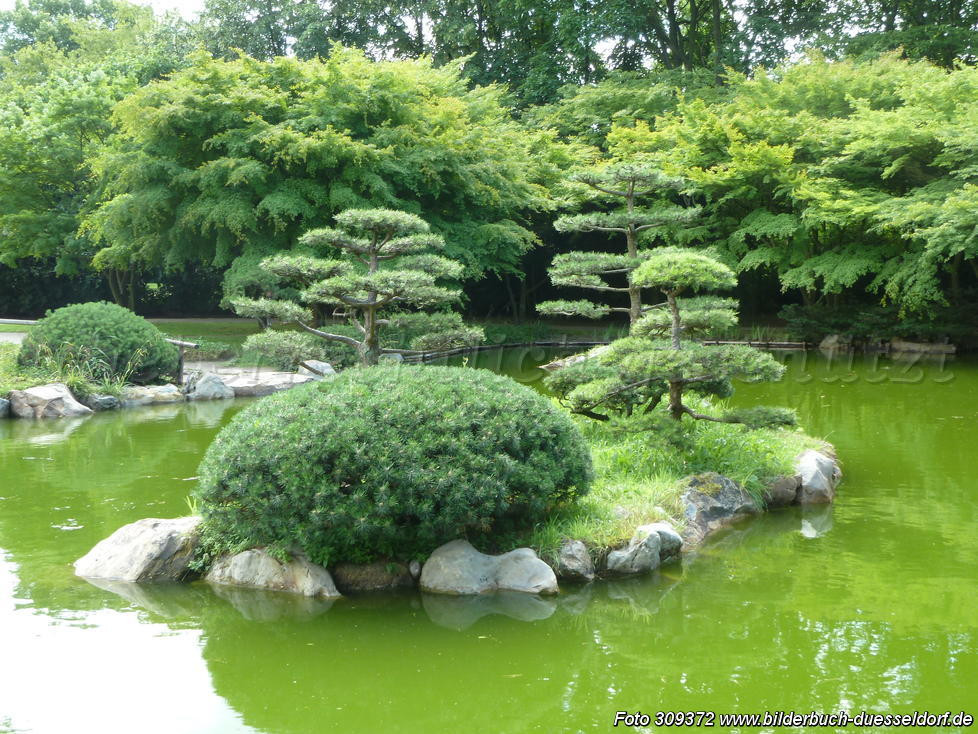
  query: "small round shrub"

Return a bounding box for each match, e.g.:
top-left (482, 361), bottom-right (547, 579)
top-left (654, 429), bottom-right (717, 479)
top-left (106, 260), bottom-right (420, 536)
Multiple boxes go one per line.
top-left (18, 301), bottom-right (179, 384)
top-left (194, 365), bottom-right (593, 565)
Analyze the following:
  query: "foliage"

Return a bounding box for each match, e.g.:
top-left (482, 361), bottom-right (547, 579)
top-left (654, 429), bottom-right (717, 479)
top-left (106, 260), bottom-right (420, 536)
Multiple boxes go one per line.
top-left (779, 303), bottom-right (976, 344)
top-left (83, 48), bottom-right (575, 295)
top-left (383, 312), bottom-right (484, 352)
top-left (537, 164), bottom-right (700, 324)
top-left (230, 208), bottom-right (481, 364)
top-left (193, 365), bottom-right (593, 565)
top-left (611, 53), bottom-right (978, 313)
top-left (17, 301), bottom-right (178, 383)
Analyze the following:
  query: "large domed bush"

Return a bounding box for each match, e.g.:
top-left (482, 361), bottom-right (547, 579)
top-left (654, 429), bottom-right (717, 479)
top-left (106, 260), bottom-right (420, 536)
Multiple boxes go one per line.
top-left (194, 365), bottom-right (592, 565)
top-left (18, 301), bottom-right (179, 383)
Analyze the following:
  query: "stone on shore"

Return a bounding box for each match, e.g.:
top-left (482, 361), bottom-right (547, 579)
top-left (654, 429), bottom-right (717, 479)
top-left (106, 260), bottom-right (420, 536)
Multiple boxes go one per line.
top-left (205, 548), bottom-right (341, 598)
top-left (682, 472), bottom-right (760, 545)
top-left (763, 475), bottom-right (801, 508)
top-left (643, 521), bottom-right (683, 561)
top-left (555, 539), bottom-right (595, 581)
top-left (797, 449), bottom-right (842, 504)
top-left (420, 539), bottom-right (558, 595)
top-left (84, 394), bottom-right (120, 412)
top-left (605, 525), bottom-right (662, 575)
top-left (297, 360), bottom-right (336, 379)
top-left (121, 384), bottom-right (185, 407)
top-left (74, 516), bottom-right (202, 582)
top-left (223, 371), bottom-right (315, 397)
top-left (9, 383), bottom-right (94, 419)
top-left (331, 561), bottom-right (415, 594)
top-left (0, 397), bottom-right (9, 418)
top-left (185, 372), bottom-right (235, 401)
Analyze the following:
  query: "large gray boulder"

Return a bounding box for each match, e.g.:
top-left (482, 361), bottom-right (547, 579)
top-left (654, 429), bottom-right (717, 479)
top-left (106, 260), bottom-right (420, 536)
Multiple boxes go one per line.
top-left (74, 516), bottom-right (202, 582)
top-left (555, 539), bottom-right (595, 581)
top-left (185, 372), bottom-right (234, 401)
top-left (121, 384), bottom-right (185, 407)
top-left (0, 397), bottom-right (9, 418)
top-left (205, 549), bottom-right (341, 598)
top-left (420, 539), bottom-right (558, 595)
top-left (9, 383), bottom-right (93, 419)
top-left (331, 561), bottom-right (415, 593)
top-left (223, 371), bottom-right (315, 397)
top-left (797, 449), bottom-right (842, 504)
top-left (682, 472), bottom-right (760, 545)
top-left (605, 526), bottom-right (662, 575)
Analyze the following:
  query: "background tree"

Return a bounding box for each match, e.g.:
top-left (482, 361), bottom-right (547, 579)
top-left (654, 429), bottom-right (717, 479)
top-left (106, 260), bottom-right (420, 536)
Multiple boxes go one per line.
top-left (83, 48), bottom-right (572, 308)
top-left (231, 208), bottom-right (480, 365)
top-left (536, 165), bottom-right (701, 324)
top-left (546, 248), bottom-right (790, 426)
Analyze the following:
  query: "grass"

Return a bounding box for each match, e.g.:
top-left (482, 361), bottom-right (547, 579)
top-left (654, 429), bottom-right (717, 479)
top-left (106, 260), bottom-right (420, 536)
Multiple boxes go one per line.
top-left (519, 404), bottom-right (824, 563)
top-left (0, 342), bottom-right (130, 398)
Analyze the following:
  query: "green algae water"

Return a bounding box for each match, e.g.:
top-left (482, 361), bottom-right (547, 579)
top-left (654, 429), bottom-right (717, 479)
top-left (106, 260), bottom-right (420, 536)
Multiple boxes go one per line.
top-left (1, 351), bottom-right (976, 733)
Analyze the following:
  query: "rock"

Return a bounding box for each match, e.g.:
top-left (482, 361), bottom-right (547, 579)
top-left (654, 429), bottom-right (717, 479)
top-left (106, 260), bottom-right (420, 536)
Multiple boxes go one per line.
top-left (682, 472), bottom-right (760, 545)
top-left (0, 397), bottom-right (9, 418)
top-left (84, 394), bottom-right (120, 412)
top-left (421, 590), bottom-right (557, 630)
top-left (185, 372), bottom-right (234, 401)
top-left (605, 526), bottom-right (662, 575)
top-left (223, 371), bottom-right (315, 397)
top-left (797, 450), bottom-right (842, 504)
top-left (121, 384), bottom-right (185, 407)
top-left (763, 475), bottom-right (801, 508)
top-left (890, 339), bottom-right (955, 354)
top-left (642, 521), bottom-right (683, 561)
top-left (420, 539), bottom-right (558, 595)
top-left (74, 516), bottom-right (202, 582)
top-left (297, 360), bottom-right (336, 379)
top-left (205, 549), bottom-right (341, 598)
top-left (9, 383), bottom-right (94, 419)
top-left (555, 539), bottom-right (595, 581)
top-left (819, 334), bottom-right (851, 351)
top-left (331, 561), bottom-right (415, 593)
top-left (540, 344), bottom-right (611, 372)
top-left (408, 560), bottom-right (422, 580)
top-left (378, 353), bottom-right (404, 363)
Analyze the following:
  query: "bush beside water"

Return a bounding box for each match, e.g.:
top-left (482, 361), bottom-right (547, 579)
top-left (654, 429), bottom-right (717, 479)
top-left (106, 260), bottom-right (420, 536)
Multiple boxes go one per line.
top-left (17, 301), bottom-right (179, 384)
top-left (194, 365), bottom-right (593, 566)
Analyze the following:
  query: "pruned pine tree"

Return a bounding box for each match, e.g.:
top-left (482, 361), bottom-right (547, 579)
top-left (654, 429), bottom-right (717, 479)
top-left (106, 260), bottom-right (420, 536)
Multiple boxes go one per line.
top-left (537, 165), bottom-right (701, 324)
top-left (546, 248), bottom-right (794, 427)
top-left (230, 208), bottom-right (479, 365)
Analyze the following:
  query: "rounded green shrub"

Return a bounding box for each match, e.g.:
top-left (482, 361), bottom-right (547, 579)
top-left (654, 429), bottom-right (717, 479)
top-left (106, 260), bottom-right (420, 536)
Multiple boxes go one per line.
top-left (240, 329), bottom-right (359, 371)
top-left (18, 301), bottom-right (179, 384)
top-left (195, 365), bottom-right (593, 565)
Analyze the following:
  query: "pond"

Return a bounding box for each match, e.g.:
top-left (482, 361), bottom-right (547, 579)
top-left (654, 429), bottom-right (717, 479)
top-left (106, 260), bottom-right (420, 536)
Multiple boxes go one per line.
top-left (1, 348), bottom-right (976, 733)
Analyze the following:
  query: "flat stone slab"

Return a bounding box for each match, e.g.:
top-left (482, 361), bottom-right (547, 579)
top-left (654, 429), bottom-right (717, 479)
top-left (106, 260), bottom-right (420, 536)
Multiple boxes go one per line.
top-left (222, 371), bottom-right (316, 397)
top-left (74, 516), bottom-right (202, 582)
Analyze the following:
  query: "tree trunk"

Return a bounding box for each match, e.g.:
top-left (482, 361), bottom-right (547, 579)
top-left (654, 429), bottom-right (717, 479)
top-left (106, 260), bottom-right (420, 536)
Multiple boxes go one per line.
top-left (949, 251), bottom-right (963, 304)
top-left (668, 380), bottom-right (684, 420)
top-left (666, 291), bottom-right (682, 349)
top-left (625, 182), bottom-right (642, 325)
top-left (361, 306), bottom-right (380, 365)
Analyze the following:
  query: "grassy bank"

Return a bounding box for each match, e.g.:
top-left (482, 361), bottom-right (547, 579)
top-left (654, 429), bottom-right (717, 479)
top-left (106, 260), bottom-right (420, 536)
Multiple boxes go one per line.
top-left (0, 342), bottom-right (129, 398)
top-left (520, 408), bottom-right (824, 562)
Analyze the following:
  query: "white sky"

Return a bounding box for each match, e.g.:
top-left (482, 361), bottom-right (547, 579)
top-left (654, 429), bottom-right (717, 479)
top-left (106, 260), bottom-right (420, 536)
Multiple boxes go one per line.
top-left (0, 0), bottom-right (205, 19)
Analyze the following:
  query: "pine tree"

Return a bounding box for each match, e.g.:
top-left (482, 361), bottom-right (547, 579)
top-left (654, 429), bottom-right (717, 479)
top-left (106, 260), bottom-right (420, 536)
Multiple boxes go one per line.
top-left (536, 165), bottom-right (701, 324)
top-left (546, 248), bottom-right (794, 426)
top-left (230, 208), bottom-right (480, 365)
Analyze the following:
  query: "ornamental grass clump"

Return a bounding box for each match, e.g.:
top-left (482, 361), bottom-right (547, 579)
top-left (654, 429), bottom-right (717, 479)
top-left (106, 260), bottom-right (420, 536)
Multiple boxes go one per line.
top-left (18, 301), bottom-right (179, 384)
top-left (193, 365), bottom-right (593, 566)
